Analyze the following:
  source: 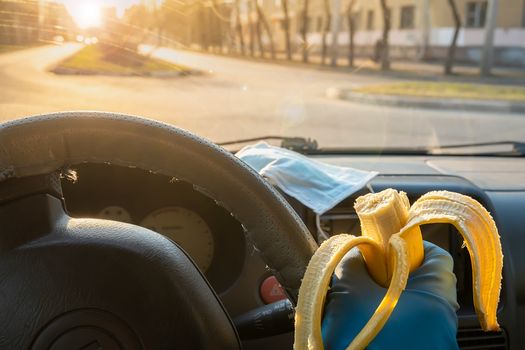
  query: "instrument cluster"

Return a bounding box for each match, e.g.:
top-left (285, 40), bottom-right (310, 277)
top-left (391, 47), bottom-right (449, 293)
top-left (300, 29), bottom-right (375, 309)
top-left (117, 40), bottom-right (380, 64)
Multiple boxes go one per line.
top-left (62, 163), bottom-right (247, 293)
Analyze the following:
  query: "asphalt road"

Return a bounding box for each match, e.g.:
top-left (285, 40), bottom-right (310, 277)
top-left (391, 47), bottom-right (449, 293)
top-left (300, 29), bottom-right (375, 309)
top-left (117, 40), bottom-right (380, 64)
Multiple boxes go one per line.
top-left (1, 43), bottom-right (524, 149)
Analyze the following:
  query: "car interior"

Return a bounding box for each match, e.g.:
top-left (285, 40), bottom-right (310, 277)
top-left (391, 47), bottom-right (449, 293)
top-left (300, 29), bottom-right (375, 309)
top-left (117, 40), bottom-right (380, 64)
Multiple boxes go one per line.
top-left (0, 112), bottom-right (523, 349)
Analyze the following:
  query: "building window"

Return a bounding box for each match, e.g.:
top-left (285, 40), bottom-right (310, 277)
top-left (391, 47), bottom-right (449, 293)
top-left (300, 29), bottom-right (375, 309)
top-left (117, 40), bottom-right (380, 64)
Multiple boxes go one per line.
top-left (317, 16), bottom-right (323, 32)
top-left (298, 16), bottom-right (304, 31)
top-left (340, 11), bottom-right (357, 31)
top-left (400, 5), bottom-right (415, 29)
top-left (341, 13), bottom-right (348, 31)
top-left (298, 16), bottom-right (312, 32)
top-left (308, 17), bottom-right (313, 32)
top-left (466, 1), bottom-right (487, 28)
top-left (366, 10), bottom-right (374, 30)
top-left (352, 10), bottom-right (361, 31)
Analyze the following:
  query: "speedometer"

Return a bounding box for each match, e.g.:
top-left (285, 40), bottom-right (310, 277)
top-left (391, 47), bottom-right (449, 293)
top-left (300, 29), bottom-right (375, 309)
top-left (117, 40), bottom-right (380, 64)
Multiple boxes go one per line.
top-left (140, 207), bottom-right (214, 272)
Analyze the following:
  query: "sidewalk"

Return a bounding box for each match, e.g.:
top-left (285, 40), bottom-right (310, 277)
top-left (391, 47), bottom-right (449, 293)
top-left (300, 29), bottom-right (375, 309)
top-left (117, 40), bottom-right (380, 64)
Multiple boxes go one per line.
top-left (326, 87), bottom-right (525, 115)
top-left (184, 47), bottom-right (525, 86)
top-left (347, 58), bottom-right (525, 85)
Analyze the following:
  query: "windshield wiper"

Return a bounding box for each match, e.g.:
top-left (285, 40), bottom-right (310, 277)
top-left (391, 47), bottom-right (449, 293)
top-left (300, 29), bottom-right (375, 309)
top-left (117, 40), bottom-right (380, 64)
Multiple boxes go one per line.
top-left (429, 141), bottom-right (525, 156)
top-left (220, 137), bottom-right (433, 155)
top-left (218, 136), bottom-right (318, 152)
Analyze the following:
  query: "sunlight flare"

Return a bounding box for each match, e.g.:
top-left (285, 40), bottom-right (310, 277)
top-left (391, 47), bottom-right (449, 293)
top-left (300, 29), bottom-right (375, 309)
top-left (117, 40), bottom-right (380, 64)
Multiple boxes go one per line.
top-left (70, 1), bottom-right (102, 28)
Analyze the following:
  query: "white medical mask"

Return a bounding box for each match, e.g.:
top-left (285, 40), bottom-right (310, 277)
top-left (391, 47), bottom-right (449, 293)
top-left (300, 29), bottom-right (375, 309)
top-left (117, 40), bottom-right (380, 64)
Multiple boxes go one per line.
top-left (236, 142), bottom-right (378, 215)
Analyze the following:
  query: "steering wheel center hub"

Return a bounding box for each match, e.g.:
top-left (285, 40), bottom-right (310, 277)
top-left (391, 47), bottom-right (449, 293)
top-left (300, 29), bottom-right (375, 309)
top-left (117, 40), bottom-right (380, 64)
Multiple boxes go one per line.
top-left (31, 309), bottom-right (141, 350)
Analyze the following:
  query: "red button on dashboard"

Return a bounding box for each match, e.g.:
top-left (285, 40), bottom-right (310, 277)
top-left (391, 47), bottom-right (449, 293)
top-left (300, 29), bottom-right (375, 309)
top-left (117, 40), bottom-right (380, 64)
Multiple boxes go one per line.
top-left (260, 275), bottom-right (287, 304)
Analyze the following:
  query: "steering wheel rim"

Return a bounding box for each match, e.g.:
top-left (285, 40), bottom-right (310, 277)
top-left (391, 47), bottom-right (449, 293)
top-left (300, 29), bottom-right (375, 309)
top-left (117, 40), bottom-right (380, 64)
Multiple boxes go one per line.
top-left (0, 111), bottom-right (317, 302)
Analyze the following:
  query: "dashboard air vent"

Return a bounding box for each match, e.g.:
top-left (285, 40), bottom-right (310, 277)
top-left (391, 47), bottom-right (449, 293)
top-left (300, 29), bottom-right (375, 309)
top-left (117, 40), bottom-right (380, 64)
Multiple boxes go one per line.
top-left (457, 328), bottom-right (507, 350)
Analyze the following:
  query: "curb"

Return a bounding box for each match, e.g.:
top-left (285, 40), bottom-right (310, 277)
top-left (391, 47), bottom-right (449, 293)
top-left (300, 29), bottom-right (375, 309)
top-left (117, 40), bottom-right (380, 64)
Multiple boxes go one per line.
top-left (327, 87), bottom-right (525, 115)
top-left (50, 66), bottom-right (202, 78)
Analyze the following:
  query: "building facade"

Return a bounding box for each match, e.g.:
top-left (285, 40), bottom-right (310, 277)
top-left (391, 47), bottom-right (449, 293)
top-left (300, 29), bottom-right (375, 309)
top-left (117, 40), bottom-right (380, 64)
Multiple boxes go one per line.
top-left (0, 0), bottom-right (75, 45)
top-left (239, 0), bottom-right (525, 67)
top-left (0, 0), bottom-right (39, 44)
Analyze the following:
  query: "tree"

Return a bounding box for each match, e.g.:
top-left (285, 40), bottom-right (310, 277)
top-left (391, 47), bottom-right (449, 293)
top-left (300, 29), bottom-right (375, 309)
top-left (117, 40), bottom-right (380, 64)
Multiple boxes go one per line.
top-left (252, 0), bottom-right (265, 57)
top-left (301, 0), bottom-right (309, 62)
top-left (444, 0), bottom-right (461, 74)
top-left (199, 5), bottom-right (210, 51)
top-left (247, 0), bottom-right (255, 56)
top-left (320, 0), bottom-right (331, 65)
top-left (159, 0), bottom-right (181, 46)
top-left (161, 0), bottom-right (196, 48)
top-left (112, 4), bottom-right (153, 53)
top-left (255, 2), bottom-right (276, 59)
top-left (210, 0), bottom-right (225, 53)
top-left (345, 0), bottom-right (356, 67)
top-left (96, 3), bottom-right (155, 65)
top-left (379, 0), bottom-right (390, 70)
top-left (282, 0), bottom-right (292, 60)
top-left (235, 0), bottom-right (246, 55)
top-left (154, 7), bottom-right (164, 47)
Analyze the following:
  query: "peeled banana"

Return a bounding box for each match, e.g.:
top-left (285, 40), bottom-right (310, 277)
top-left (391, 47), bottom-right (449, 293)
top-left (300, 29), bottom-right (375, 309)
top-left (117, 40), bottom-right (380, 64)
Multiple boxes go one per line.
top-left (294, 189), bottom-right (503, 350)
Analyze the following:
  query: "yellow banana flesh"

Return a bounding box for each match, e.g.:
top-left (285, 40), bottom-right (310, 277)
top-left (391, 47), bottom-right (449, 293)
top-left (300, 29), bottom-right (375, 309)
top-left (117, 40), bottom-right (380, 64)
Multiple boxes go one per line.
top-left (294, 189), bottom-right (503, 349)
top-left (354, 189), bottom-right (424, 286)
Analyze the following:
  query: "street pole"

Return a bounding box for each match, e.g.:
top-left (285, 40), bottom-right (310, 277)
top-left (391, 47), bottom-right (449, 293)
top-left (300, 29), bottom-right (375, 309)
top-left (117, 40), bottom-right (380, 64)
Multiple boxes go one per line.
top-left (419, 0), bottom-right (430, 60)
top-left (329, 0), bottom-right (342, 66)
top-left (480, 0), bottom-right (499, 76)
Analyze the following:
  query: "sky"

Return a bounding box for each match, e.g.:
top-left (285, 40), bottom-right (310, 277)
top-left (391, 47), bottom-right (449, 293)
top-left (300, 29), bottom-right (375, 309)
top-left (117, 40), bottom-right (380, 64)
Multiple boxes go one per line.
top-left (58, 0), bottom-right (145, 28)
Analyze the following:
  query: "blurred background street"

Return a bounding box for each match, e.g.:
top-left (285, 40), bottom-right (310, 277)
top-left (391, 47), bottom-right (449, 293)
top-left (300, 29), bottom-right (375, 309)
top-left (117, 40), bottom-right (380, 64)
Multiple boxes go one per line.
top-left (1, 0), bottom-right (525, 148)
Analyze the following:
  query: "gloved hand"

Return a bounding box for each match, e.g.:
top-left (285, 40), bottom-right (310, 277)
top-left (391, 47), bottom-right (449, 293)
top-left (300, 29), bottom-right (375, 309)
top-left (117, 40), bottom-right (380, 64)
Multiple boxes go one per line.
top-left (322, 241), bottom-right (460, 350)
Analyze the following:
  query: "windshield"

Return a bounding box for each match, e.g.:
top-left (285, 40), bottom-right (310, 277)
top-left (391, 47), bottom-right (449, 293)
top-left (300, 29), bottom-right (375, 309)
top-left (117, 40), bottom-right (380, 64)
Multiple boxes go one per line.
top-left (1, 0), bottom-right (524, 151)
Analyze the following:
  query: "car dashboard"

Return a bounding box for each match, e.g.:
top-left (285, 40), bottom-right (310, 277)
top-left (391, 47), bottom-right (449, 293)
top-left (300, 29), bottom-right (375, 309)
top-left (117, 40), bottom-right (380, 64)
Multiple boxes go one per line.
top-left (61, 154), bottom-right (525, 350)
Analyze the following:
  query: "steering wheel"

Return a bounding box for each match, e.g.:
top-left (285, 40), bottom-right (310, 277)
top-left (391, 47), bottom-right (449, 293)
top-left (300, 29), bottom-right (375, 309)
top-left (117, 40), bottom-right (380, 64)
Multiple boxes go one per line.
top-left (0, 112), bottom-right (317, 349)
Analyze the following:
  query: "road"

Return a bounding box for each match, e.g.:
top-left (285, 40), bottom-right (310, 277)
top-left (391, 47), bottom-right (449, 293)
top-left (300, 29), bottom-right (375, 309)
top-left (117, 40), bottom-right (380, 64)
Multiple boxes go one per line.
top-left (1, 43), bottom-right (524, 149)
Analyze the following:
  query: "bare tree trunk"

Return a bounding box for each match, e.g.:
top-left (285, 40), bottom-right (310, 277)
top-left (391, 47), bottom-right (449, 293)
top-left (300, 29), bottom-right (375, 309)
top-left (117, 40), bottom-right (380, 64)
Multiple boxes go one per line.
top-left (347, 13), bottom-right (355, 67)
top-left (235, 0), bottom-right (245, 55)
top-left (212, 3), bottom-right (222, 53)
top-left (248, 0), bottom-right (255, 56)
top-left (346, 0), bottom-right (356, 67)
top-left (379, 0), bottom-right (390, 70)
top-left (256, 3), bottom-right (276, 59)
top-left (201, 6), bottom-right (210, 51)
top-left (211, 0), bottom-right (222, 53)
top-left (217, 2), bottom-right (225, 53)
top-left (255, 20), bottom-right (264, 57)
top-left (185, 4), bottom-right (191, 47)
top-left (301, 0), bottom-right (309, 62)
top-left (444, 0), bottom-right (461, 75)
top-left (253, 0), bottom-right (265, 58)
top-left (282, 0), bottom-right (292, 60)
top-left (321, 0), bottom-right (331, 65)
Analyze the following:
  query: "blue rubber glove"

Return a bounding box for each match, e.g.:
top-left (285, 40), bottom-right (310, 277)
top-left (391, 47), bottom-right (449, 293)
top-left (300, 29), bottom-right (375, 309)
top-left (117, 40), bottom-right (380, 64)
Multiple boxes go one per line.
top-left (322, 241), bottom-right (460, 350)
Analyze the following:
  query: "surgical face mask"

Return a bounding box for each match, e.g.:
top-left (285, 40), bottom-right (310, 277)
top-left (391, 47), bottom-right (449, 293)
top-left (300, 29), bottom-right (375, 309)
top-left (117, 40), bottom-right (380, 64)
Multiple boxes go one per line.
top-left (236, 142), bottom-right (378, 215)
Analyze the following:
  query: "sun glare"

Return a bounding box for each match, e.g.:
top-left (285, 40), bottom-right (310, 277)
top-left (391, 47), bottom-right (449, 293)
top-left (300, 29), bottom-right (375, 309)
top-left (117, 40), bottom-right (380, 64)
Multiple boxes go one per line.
top-left (71, 2), bottom-right (102, 29)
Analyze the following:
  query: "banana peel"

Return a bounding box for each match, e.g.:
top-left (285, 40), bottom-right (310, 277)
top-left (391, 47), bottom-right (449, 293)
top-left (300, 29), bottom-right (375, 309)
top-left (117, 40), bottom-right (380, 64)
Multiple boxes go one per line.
top-left (294, 189), bottom-right (503, 350)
